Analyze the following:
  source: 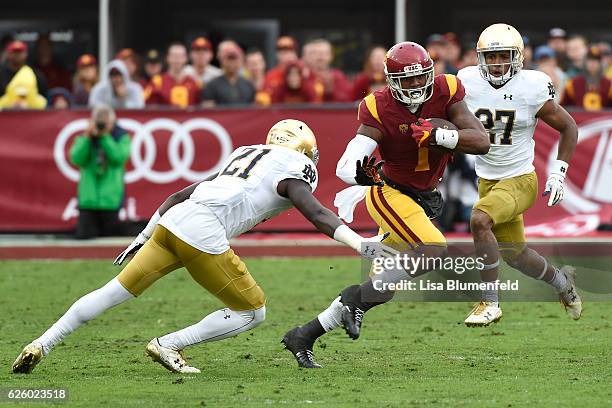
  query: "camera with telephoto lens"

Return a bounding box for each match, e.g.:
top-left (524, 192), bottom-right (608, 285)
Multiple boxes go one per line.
top-left (95, 122), bottom-right (106, 131)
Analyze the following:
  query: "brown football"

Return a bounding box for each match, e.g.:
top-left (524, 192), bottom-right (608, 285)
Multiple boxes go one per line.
top-left (427, 117), bottom-right (458, 131)
top-left (427, 118), bottom-right (457, 153)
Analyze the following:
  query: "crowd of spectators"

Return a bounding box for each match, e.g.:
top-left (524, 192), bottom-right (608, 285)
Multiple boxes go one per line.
top-left (0, 28), bottom-right (611, 111)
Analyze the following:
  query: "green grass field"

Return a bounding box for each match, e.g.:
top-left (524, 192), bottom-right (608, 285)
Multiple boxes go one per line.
top-left (1, 258), bottom-right (611, 407)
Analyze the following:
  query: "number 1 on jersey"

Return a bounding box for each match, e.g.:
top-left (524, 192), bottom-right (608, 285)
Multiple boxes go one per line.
top-left (220, 147), bottom-right (271, 179)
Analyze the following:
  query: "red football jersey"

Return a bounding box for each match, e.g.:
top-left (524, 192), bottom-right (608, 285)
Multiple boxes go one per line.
top-left (144, 73), bottom-right (200, 107)
top-left (358, 74), bottom-right (465, 190)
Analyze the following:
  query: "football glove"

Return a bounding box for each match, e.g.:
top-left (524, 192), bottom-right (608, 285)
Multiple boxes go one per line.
top-left (410, 119), bottom-right (434, 147)
top-left (113, 233), bottom-right (148, 265)
top-left (543, 160), bottom-right (568, 207)
top-left (359, 232), bottom-right (399, 260)
top-left (355, 155), bottom-right (384, 186)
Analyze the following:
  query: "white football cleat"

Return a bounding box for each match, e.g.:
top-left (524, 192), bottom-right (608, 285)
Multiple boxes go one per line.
top-left (557, 266), bottom-right (582, 320)
top-left (12, 342), bottom-right (44, 374)
top-left (464, 301), bottom-right (503, 327)
top-left (146, 338), bottom-right (201, 374)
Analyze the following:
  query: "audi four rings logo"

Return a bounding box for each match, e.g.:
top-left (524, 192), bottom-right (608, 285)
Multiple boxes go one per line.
top-left (54, 118), bottom-right (233, 184)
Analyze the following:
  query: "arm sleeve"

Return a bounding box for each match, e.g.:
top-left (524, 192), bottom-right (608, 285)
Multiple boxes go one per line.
top-left (69, 135), bottom-right (92, 167)
top-left (335, 134), bottom-right (378, 185)
top-left (99, 134), bottom-right (131, 165)
top-left (274, 156), bottom-right (319, 193)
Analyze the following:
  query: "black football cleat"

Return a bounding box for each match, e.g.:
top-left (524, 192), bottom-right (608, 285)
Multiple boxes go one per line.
top-left (281, 327), bottom-right (322, 368)
top-left (341, 304), bottom-right (364, 340)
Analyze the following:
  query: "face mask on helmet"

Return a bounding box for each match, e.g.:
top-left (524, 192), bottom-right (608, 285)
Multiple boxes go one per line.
top-left (385, 65), bottom-right (434, 105)
top-left (477, 48), bottom-right (522, 86)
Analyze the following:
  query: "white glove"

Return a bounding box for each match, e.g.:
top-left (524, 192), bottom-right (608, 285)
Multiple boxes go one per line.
top-left (113, 233), bottom-right (148, 265)
top-left (358, 233), bottom-right (399, 260)
top-left (543, 160), bottom-right (568, 207)
top-left (333, 225), bottom-right (397, 260)
top-left (113, 210), bottom-right (161, 265)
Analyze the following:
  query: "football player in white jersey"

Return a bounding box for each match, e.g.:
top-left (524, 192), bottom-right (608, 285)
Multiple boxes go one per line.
top-left (12, 119), bottom-right (390, 374)
top-left (458, 24), bottom-right (581, 326)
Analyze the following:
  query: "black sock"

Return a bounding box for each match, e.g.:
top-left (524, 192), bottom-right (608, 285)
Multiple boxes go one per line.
top-left (359, 279), bottom-right (394, 310)
top-left (340, 282), bottom-right (394, 312)
top-left (300, 318), bottom-right (326, 340)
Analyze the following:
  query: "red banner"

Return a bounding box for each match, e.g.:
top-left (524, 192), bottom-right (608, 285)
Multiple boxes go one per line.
top-left (1, 109), bottom-right (611, 235)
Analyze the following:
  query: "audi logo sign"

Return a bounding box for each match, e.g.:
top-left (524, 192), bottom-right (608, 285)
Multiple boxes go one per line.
top-left (53, 118), bottom-right (234, 184)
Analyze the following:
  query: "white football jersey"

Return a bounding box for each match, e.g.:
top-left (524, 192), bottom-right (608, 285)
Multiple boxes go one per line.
top-left (159, 144), bottom-right (318, 254)
top-left (458, 66), bottom-right (555, 180)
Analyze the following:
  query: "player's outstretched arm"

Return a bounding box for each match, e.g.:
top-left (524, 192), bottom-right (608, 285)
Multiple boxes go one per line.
top-left (447, 100), bottom-right (490, 154)
top-left (336, 124), bottom-right (383, 186)
top-left (114, 172), bottom-right (218, 265)
top-left (277, 178), bottom-right (389, 258)
top-left (536, 100), bottom-right (578, 206)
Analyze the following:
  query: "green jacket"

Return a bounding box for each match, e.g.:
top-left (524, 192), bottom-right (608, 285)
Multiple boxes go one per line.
top-left (69, 128), bottom-right (131, 210)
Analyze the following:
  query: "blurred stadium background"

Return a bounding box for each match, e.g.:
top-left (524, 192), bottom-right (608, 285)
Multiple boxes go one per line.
top-left (0, 0), bottom-right (611, 252)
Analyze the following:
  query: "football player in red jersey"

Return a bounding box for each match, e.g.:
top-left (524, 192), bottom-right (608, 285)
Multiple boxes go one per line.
top-left (282, 42), bottom-right (490, 368)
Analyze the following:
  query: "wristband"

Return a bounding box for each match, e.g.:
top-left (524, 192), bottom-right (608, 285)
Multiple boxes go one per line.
top-left (550, 160), bottom-right (569, 179)
top-left (332, 224), bottom-right (362, 252)
top-left (434, 128), bottom-right (459, 149)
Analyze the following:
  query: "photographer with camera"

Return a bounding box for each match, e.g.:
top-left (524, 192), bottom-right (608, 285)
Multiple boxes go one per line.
top-left (69, 104), bottom-right (131, 239)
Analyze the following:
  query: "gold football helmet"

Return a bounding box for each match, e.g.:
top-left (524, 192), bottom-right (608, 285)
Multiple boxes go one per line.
top-left (477, 23), bottom-right (524, 85)
top-left (265, 119), bottom-right (319, 164)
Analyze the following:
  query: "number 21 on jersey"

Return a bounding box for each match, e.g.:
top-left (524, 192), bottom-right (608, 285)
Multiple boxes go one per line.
top-left (220, 147), bottom-right (271, 179)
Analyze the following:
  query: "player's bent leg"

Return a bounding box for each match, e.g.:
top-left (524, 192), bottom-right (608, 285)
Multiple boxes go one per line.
top-left (13, 278), bottom-right (133, 374)
top-left (13, 227), bottom-right (183, 374)
top-left (502, 247), bottom-right (582, 320)
top-left (465, 209), bottom-right (503, 327)
top-left (465, 176), bottom-right (530, 327)
top-left (152, 306), bottom-right (266, 373)
top-left (150, 235), bottom-right (266, 372)
top-left (336, 185), bottom-right (448, 339)
top-left (282, 296), bottom-right (343, 368)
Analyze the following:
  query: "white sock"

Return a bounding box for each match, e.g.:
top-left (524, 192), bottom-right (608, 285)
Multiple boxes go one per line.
top-left (317, 296), bottom-right (343, 332)
top-left (158, 306), bottom-right (266, 350)
top-left (35, 278), bottom-right (133, 355)
top-left (546, 268), bottom-right (569, 292)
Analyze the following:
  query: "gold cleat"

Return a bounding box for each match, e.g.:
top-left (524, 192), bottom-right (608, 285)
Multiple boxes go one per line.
top-left (12, 343), bottom-right (44, 374)
top-left (146, 338), bottom-right (201, 374)
top-left (558, 266), bottom-right (582, 320)
top-left (464, 301), bottom-right (503, 327)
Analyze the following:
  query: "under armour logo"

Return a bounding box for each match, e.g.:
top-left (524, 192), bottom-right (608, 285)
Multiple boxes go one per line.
top-left (363, 245), bottom-right (376, 257)
top-left (504, 94), bottom-right (513, 100)
top-left (223, 309), bottom-right (231, 319)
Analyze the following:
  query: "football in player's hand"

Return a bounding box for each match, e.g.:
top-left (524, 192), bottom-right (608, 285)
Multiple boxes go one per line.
top-left (427, 118), bottom-right (458, 131)
top-left (426, 118), bottom-right (457, 153)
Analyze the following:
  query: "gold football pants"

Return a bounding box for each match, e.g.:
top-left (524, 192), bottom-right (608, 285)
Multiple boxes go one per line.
top-left (473, 171), bottom-right (538, 260)
top-left (365, 185), bottom-right (446, 250)
top-left (117, 225), bottom-right (265, 311)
